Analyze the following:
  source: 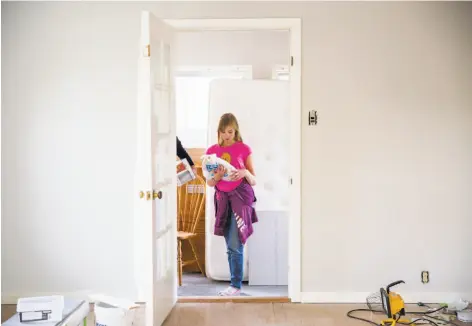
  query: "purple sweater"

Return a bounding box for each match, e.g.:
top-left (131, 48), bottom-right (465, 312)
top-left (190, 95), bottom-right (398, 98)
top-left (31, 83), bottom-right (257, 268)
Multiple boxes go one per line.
top-left (213, 180), bottom-right (258, 244)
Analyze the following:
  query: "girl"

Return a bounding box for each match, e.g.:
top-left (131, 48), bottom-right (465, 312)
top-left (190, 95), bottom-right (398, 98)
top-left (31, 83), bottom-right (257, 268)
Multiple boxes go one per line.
top-left (205, 113), bottom-right (257, 296)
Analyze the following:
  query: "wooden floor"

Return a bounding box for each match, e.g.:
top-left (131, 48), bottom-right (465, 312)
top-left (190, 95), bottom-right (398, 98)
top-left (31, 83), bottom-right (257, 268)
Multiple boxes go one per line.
top-left (164, 303), bottom-right (369, 325)
top-left (2, 303), bottom-right (464, 326)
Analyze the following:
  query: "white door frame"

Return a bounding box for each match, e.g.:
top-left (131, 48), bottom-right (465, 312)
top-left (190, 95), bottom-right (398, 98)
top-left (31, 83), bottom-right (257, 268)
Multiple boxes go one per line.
top-left (165, 18), bottom-right (302, 302)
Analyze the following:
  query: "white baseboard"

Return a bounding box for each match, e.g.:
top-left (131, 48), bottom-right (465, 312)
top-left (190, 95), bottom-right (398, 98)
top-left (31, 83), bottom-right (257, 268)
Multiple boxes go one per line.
top-left (300, 292), bottom-right (472, 304)
top-left (1, 290), bottom-right (95, 305)
top-left (4, 290), bottom-right (469, 305)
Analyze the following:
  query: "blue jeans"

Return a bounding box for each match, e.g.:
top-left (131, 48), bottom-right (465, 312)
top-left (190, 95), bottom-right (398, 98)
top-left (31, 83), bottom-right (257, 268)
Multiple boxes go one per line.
top-left (224, 212), bottom-right (244, 289)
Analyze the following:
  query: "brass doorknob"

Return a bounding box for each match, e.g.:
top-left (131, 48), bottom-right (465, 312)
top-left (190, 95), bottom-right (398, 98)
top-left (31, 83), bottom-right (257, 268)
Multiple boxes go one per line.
top-left (139, 191), bottom-right (144, 199)
top-left (146, 191), bottom-right (151, 200)
top-left (153, 190), bottom-right (163, 200)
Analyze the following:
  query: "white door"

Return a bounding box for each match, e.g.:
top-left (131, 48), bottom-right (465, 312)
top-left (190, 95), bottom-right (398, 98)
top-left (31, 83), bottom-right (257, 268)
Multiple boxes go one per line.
top-left (134, 11), bottom-right (177, 326)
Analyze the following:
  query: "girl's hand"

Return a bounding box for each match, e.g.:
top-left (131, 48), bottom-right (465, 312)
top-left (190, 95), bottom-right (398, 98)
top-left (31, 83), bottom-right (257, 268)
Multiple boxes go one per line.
top-left (214, 165), bottom-right (226, 180)
top-left (229, 169), bottom-right (247, 181)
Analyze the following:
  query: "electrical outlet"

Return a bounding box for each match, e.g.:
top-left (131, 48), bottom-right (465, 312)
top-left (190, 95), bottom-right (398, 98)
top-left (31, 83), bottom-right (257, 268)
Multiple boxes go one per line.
top-left (421, 271), bottom-right (429, 284)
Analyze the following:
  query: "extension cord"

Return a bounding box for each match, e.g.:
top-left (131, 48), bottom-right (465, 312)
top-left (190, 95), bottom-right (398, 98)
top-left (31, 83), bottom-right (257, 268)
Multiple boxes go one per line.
top-left (437, 314), bottom-right (456, 321)
top-left (442, 309), bottom-right (457, 315)
top-left (347, 305), bottom-right (456, 326)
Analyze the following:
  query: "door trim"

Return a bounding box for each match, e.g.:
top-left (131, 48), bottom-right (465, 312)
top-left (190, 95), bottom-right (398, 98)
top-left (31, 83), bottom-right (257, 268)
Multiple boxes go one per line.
top-left (165, 18), bottom-right (302, 303)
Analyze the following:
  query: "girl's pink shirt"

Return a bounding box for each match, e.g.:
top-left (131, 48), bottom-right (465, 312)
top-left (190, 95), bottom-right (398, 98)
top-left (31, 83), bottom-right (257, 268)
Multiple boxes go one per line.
top-left (205, 141), bottom-right (252, 192)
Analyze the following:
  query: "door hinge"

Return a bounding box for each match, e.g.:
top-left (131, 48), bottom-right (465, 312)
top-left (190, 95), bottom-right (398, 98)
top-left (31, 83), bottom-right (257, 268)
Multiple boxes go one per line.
top-left (144, 44), bottom-right (150, 57)
top-left (290, 178), bottom-right (293, 185)
top-left (291, 56), bottom-right (294, 66)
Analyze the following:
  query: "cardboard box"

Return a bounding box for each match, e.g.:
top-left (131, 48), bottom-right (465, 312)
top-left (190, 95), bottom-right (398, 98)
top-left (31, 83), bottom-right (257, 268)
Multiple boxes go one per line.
top-left (176, 158), bottom-right (196, 186)
top-left (4, 298), bottom-right (89, 326)
top-left (17, 295), bottom-right (64, 322)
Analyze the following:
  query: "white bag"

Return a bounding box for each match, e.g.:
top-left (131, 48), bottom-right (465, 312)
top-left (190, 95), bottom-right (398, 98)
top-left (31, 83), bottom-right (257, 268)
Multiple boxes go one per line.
top-left (200, 154), bottom-right (237, 181)
top-left (91, 295), bottom-right (141, 326)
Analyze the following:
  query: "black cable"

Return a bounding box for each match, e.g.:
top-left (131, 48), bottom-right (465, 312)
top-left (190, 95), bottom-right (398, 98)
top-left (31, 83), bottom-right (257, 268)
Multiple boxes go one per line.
top-left (398, 318), bottom-right (439, 326)
top-left (346, 310), bottom-right (439, 326)
top-left (346, 305), bottom-right (458, 326)
top-left (418, 302), bottom-right (433, 309)
top-left (346, 310), bottom-right (434, 326)
top-left (418, 319), bottom-right (439, 326)
top-left (408, 307), bottom-right (462, 326)
top-left (420, 314), bottom-right (462, 326)
top-left (347, 308), bottom-right (381, 326)
top-left (406, 306), bottom-right (446, 315)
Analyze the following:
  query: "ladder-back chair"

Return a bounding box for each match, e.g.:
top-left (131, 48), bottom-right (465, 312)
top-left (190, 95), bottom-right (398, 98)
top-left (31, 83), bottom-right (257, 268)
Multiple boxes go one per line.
top-left (177, 175), bottom-right (206, 286)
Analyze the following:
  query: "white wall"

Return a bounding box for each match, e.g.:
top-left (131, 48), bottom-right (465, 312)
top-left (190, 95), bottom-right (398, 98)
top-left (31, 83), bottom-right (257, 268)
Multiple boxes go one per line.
top-left (175, 31), bottom-right (289, 79)
top-left (2, 1), bottom-right (472, 303)
top-left (1, 2), bottom-right (139, 299)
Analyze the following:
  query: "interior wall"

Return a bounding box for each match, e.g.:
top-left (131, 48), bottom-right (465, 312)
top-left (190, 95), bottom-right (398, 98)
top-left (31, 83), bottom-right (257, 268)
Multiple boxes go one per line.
top-left (2, 1), bottom-right (472, 302)
top-left (175, 31), bottom-right (290, 79)
top-left (2, 2), bottom-right (139, 299)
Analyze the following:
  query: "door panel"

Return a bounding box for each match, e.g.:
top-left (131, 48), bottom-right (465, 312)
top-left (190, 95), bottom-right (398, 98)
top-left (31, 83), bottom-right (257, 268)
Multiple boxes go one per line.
top-left (135, 10), bottom-right (176, 326)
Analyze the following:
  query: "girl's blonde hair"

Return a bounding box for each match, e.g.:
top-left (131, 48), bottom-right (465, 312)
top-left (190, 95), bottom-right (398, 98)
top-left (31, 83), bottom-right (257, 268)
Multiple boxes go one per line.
top-left (217, 113), bottom-right (243, 146)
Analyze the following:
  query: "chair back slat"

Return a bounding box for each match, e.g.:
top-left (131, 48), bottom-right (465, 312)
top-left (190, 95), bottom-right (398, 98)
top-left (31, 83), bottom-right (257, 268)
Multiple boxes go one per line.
top-left (177, 175), bottom-right (206, 234)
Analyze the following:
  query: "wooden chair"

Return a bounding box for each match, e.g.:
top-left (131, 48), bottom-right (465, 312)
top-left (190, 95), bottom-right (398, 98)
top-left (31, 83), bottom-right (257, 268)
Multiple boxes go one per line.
top-left (177, 175), bottom-right (206, 286)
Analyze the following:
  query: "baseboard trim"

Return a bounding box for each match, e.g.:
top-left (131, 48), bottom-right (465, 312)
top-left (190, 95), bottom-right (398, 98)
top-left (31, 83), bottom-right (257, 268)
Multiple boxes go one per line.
top-left (1, 290), bottom-right (95, 304)
top-left (178, 296), bottom-right (290, 303)
top-left (300, 292), bottom-right (472, 304)
top-left (5, 291), bottom-right (468, 305)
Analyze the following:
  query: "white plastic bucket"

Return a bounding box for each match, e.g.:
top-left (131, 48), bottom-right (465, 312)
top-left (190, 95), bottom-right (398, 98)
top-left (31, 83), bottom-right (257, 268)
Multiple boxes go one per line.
top-left (91, 295), bottom-right (140, 326)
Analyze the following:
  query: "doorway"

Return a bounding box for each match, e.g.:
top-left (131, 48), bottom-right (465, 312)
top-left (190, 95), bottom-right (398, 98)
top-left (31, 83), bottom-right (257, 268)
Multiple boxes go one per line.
top-left (175, 29), bottom-right (291, 299)
top-left (167, 20), bottom-right (301, 302)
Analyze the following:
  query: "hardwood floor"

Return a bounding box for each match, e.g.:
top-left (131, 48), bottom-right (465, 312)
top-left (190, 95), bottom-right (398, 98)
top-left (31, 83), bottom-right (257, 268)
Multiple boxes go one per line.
top-left (166, 303), bottom-right (465, 326)
top-left (2, 303), bottom-right (464, 326)
top-left (1, 305), bottom-right (15, 323)
top-left (163, 303), bottom-right (367, 325)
